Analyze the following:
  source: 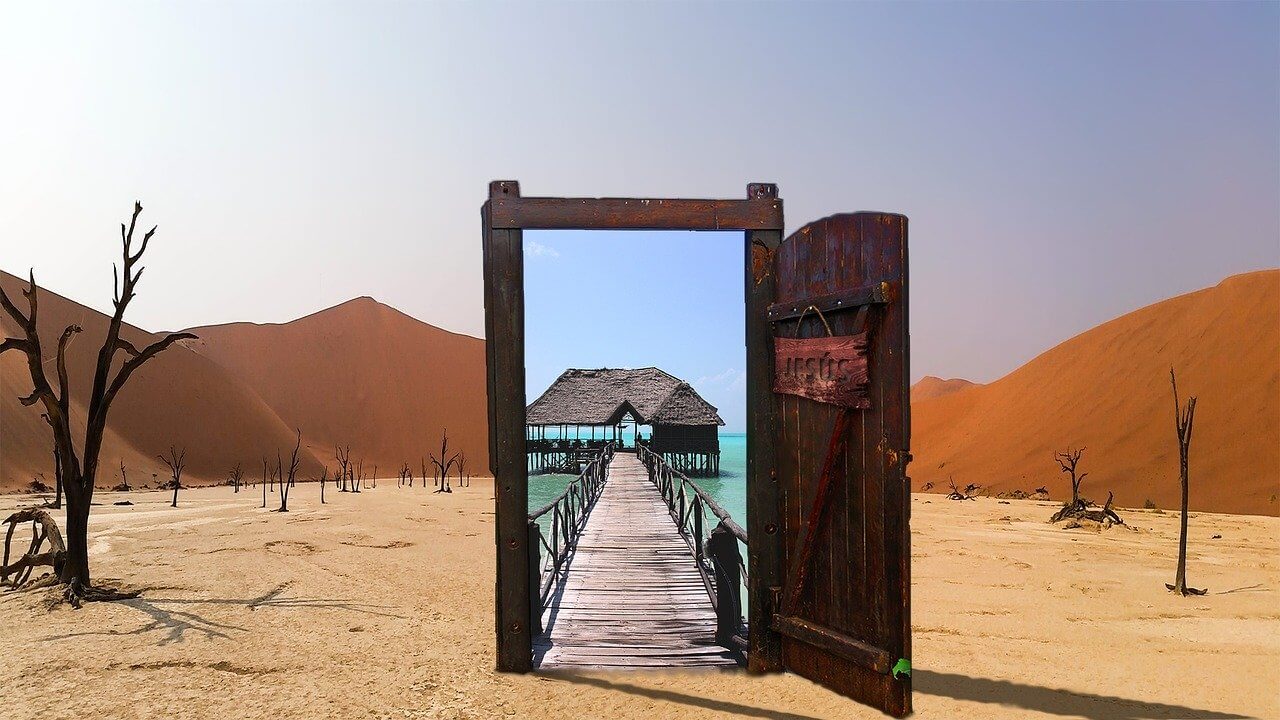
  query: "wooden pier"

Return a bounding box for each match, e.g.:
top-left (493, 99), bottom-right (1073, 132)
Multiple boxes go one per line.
top-left (532, 452), bottom-right (742, 669)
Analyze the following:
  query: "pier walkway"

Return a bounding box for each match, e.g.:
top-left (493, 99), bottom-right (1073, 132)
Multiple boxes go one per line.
top-left (532, 452), bottom-right (742, 669)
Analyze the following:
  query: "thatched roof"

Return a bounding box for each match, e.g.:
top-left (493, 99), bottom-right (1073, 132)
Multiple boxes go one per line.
top-left (527, 368), bottom-right (725, 427)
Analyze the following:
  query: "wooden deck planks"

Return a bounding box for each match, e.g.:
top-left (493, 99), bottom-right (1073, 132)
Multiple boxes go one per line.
top-left (534, 453), bottom-right (741, 669)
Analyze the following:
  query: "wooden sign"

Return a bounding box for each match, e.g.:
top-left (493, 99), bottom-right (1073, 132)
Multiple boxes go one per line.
top-left (773, 334), bottom-right (870, 408)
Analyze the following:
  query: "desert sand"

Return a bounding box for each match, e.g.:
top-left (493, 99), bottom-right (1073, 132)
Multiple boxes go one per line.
top-left (2, 481), bottom-right (1275, 720)
top-left (913, 270), bottom-right (1280, 516)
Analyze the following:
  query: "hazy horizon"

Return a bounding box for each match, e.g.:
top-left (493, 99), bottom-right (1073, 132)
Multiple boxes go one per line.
top-left (2, 2), bottom-right (1277, 387)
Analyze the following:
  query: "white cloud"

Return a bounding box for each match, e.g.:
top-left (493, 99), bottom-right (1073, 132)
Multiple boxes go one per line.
top-left (695, 367), bottom-right (744, 387)
top-left (525, 240), bottom-right (560, 259)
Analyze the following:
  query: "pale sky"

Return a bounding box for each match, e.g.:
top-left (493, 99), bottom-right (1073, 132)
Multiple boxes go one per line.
top-left (2, 2), bottom-right (1277, 394)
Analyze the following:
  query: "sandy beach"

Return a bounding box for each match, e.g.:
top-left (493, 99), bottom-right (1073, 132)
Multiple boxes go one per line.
top-left (1, 480), bottom-right (1275, 720)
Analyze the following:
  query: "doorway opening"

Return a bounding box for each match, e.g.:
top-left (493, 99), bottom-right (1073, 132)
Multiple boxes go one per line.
top-left (522, 229), bottom-right (747, 668)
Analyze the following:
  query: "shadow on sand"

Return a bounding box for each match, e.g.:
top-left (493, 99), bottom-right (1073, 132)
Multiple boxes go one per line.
top-left (40, 581), bottom-right (406, 646)
top-left (915, 669), bottom-right (1253, 720)
top-left (546, 668), bottom-right (1252, 720)
top-left (546, 671), bottom-right (826, 720)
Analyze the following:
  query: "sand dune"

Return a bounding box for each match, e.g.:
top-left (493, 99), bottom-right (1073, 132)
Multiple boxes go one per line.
top-left (912, 270), bottom-right (1280, 515)
top-left (1, 270), bottom-right (324, 489)
top-left (911, 376), bottom-right (979, 402)
top-left (2, 275), bottom-right (485, 492)
top-left (184, 297), bottom-right (488, 480)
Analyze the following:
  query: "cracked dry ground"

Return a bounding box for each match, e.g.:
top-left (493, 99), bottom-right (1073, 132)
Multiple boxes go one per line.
top-left (1, 482), bottom-right (1276, 719)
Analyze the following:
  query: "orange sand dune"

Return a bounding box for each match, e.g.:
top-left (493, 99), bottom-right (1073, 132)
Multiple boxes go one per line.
top-left (912, 269), bottom-right (1280, 516)
top-left (911, 376), bottom-right (979, 402)
top-left (184, 297), bottom-right (488, 480)
top-left (1, 270), bottom-right (324, 490)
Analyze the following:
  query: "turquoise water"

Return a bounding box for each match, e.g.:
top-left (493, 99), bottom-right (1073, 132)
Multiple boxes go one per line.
top-left (528, 432), bottom-right (746, 523)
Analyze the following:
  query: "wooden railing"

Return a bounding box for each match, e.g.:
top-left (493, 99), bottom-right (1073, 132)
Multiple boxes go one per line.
top-left (526, 442), bottom-right (615, 635)
top-left (637, 443), bottom-right (748, 653)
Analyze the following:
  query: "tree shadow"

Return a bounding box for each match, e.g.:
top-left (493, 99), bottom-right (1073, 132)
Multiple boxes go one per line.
top-left (914, 669), bottom-right (1253, 720)
top-left (40, 597), bottom-right (245, 645)
top-left (40, 582), bottom-right (406, 646)
top-left (1215, 584), bottom-right (1266, 595)
top-left (545, 671), bottom-right (826, 720)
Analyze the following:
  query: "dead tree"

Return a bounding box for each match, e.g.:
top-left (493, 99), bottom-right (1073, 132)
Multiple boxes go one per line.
top-left (318, 466), bottom-right (328, 504)
top-left (335, 446), bottom-right (352, 492)
top-left (370, 464), bottom-right (377, 490)
top-left (945, 477), bottom-right (976, 501)
top-left (113, 458), bottom-right (131, 492)
top-left (1, 202), bottom-right (197, 601)
top-left (159, 446), bottom-right (186, 508)
top-left (276, 430), bottom-right (301, 512)
top-left (1, 509), bottom-right (68, 595)
top-left (261, 457), bottom-right (269, 508)
top-left (1049, 447), bottom-right (1110, 523)
top-left (1057, 447), bottom-right (1088, 507)
top-left (1167, 368), bottom-right (1205, 595)
top-left (229, 463), bottom-right (243, 493)
top-left (457, 452), bottom-right (468, 488)
top-left (430, 430), bottom-right (459, 494)
top-left (353, 458), bottom-right (364, 493)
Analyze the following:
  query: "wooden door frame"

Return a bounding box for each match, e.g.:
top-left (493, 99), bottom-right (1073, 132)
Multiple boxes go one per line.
top-left (482, 180), bottom-right (786, 672)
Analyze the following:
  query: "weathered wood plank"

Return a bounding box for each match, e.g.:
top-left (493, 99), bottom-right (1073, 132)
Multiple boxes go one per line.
top-left (483, 185), bottom-right (532, 673)
top-left (535, 453), bottom-right (739, 669)
top-left (489, 194), bottom-right (783, 231)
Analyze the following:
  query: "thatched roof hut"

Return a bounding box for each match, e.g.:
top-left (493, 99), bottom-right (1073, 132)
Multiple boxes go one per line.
top-left (526, 367), bottom-right (724, 475)
top-left (527, 368), bottom-right (724, 427)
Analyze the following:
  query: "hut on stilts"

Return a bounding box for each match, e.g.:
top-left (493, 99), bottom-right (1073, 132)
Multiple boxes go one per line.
top-left (526, 367), bottom-right (724, 476)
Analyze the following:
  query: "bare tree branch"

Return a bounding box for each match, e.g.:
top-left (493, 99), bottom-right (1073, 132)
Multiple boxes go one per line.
top-left (101, 332), bottom-right (197, 410)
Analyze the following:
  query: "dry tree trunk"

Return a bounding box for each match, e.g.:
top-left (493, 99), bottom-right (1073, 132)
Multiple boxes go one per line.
top-left (431, 429), bottom-right (458, 494)
top-left (1167, 368), bottom-right (1205, 595)
top-left (160, 446), bottom-right (186, 508)
top-left (276, 430), bottom-right (301, 512)
top-left (336, 446), bottom-right (352, 493)
top-left (1055, 447), bottom-right (1088, 508)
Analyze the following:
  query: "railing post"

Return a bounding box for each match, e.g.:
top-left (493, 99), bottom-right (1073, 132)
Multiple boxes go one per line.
top-left (693, 496), bottom-right (704, 563)
top-left (708, 521), bottom-right (743, 646)
top-left (528, 520), bottom-right (544, 637)
top-left (550, 507), bottom-right (559, 572)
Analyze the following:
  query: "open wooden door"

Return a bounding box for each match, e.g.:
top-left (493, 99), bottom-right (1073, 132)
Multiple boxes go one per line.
top-left (764, 212), bottom-right (911, 716)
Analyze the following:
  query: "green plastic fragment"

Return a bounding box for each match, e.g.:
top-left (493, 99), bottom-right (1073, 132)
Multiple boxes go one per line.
top-left (892, 658), bottom-right (911, 680)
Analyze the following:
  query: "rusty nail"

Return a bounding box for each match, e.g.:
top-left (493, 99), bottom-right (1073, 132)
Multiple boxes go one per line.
top-left (765, 523), bottom-right (777, 534)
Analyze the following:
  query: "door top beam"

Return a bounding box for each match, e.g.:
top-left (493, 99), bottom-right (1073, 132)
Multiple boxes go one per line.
top-left (486, 181), bottom-right (783, 231)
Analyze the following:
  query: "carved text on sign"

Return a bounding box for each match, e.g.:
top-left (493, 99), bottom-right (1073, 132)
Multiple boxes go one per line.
top-left (773, 334), bottom-right (870, 408)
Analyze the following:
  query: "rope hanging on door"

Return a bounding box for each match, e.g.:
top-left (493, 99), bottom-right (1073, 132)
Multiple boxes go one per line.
top-left (794, 304), bottom-right (834, 338)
